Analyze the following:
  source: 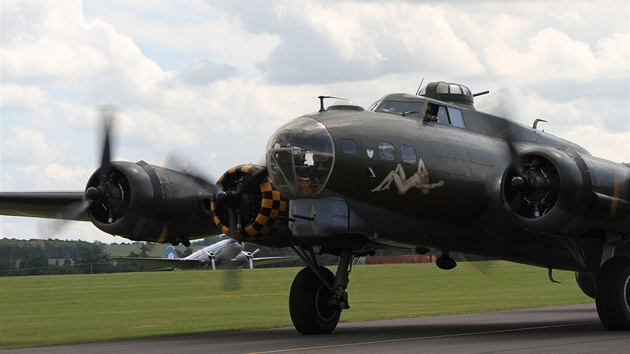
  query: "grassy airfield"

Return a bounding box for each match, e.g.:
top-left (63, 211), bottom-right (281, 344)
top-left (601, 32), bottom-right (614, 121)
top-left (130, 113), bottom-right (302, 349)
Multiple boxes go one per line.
top-left (0, 261), bottom-right (593, 349)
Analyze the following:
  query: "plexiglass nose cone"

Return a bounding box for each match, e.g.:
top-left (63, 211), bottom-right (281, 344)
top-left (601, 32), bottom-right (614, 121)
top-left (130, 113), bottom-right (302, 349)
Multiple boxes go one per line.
top-left (266, 117), bottom-right (335, 198)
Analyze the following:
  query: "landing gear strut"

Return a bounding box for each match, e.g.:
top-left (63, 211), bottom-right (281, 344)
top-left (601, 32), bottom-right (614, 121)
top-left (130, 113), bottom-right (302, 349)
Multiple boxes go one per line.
top-left (595, 256), bottom-right (630, 330)
top-left (289, 245), bottom-right (352, 334)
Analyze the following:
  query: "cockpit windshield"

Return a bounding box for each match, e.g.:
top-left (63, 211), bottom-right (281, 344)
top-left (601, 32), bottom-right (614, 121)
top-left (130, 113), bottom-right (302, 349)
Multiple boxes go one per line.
top-left (377, 101), bottom-right (425, 117)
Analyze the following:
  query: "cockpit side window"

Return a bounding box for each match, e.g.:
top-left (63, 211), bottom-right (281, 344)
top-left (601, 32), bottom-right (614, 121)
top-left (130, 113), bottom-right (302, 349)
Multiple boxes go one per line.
top-left (448, 108), bottom-right (465, 128)
top-left (425, 104), bottom-right (466, 129)
top-left (436, 106), bottom-right (449, 124)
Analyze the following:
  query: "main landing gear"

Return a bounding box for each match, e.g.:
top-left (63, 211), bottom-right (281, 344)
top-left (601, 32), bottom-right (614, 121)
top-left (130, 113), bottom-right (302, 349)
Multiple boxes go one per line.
top-left (595, 256), bottom-right (630, 330)
top-left (289, 245), bottom-right (352, 334)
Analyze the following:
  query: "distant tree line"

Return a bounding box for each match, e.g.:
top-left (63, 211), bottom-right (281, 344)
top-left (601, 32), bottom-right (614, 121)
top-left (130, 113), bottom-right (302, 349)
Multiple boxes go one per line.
top-left (0, 239), bottom-right (161, 276)
top-left (1, 237), bottom-right (485, 277)
top-left (0, 237), bottom-right (312, 276)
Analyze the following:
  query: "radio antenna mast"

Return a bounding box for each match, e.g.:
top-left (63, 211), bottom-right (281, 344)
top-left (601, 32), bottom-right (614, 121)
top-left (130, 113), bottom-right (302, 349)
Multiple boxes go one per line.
top-left (415, 78), bottom-right (425, 95)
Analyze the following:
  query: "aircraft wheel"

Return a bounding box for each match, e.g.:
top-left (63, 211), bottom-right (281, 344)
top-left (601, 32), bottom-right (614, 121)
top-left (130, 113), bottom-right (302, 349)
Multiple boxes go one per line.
top-left (595, 256), bottom-right (630, 330)
top-left (289, 266), bottom-right (341, 334)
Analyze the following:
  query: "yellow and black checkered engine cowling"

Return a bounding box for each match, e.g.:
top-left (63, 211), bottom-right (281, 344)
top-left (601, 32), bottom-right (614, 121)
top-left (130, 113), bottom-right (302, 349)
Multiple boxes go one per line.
top-left (210, 164), bottom-right (287, 243)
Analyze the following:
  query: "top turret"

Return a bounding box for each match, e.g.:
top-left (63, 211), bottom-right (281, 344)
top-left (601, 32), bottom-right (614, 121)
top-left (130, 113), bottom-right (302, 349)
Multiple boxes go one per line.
top-left (419, 81), bottom-right (475, 108)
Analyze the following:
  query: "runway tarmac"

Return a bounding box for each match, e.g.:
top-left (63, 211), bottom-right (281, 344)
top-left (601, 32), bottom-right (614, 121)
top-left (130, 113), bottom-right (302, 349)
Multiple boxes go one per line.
top-left (6, 304), bottom-right (629, 353)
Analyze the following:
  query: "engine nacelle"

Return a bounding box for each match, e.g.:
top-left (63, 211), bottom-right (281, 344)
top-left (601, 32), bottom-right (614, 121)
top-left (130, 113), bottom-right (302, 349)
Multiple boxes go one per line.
top-left (85, 160), bottom-right (216, 244)
top-left (210, 164), bottom-right (288, 244)
top-left (502, 145), bottom-right (629, 236)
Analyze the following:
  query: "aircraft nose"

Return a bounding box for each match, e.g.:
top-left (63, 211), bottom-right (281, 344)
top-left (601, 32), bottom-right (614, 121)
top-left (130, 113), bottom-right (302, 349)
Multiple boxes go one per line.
top-left (266, 117), bottom-right (335, 199)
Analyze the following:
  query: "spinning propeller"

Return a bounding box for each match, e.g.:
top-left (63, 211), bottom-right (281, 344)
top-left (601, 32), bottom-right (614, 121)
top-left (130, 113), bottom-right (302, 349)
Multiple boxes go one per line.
top-left (36, 106), bottom-right (118, 241)
top-left (503, 130), bottom-right (560, 219)
top-left (85, 106), bottom-right (125, 223)
top-left (244, 249), bottom-right (260, 269)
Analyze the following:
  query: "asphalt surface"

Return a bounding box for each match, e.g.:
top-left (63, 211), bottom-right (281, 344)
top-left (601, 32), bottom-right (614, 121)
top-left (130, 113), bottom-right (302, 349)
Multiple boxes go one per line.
top-left (5, 304), bottom-right (629, 353)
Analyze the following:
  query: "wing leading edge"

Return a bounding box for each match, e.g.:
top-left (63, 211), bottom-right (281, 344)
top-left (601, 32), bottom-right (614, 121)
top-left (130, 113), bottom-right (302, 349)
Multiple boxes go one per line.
top-left (0, 192), bottom-right (89, 221)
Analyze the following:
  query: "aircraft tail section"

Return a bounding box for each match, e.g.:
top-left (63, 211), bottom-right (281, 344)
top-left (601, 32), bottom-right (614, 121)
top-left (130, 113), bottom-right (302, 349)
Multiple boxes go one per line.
top-left (165, 245), bottom-right (179, 259)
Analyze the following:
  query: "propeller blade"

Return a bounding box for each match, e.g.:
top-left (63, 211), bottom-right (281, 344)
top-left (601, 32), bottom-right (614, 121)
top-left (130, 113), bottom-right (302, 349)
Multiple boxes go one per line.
top-left (162, 151), bottom-right (219, 194)
top-left (228, 208), bottom-right (236, 239)
top-left (98, 105), bottom-right (116, 188)
top-left (35, 199), bottom-right (91, 246)
top-left (235, 168), bottom-right (268, 198)
top-left (504, 130), bottom-right (526, 180)
top-left (37, 105), bottom-right (120, 245)
top-left (458, 253), bottom-right (493, 278)
top-left (221, 266), bottom-right (242, 296)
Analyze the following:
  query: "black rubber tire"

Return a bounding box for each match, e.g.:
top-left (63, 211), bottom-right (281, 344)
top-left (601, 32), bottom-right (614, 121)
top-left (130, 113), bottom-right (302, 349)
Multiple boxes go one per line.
top-left (595, 256), bottom-right (630, 330)
top-left (289, 266), bottom-right (341, 334)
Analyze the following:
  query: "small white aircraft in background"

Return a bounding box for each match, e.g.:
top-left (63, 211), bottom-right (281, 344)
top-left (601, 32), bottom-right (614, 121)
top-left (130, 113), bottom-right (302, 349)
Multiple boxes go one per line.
top-left (113, 238), bottom-right (296, 270)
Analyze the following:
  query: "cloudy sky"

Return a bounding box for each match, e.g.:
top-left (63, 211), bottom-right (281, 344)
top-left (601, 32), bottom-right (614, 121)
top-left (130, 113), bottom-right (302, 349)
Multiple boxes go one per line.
top-left (1, 0), bottom-right (628, 243)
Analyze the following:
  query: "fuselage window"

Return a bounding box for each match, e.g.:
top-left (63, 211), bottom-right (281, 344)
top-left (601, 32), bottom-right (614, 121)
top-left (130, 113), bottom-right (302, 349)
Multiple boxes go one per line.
top-left (339, 138), bottom-right (358, 155)
top-left (378, 141), bottom-right (395, 161)
top-left (447, 108), bottom-right (465, 128)
top-left (400, 145), bottom-right (417, 164)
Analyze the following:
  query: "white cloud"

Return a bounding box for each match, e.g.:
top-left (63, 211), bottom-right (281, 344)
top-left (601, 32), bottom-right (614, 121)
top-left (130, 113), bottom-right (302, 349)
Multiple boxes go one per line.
top-left (485, 27), bottom-right (628, 83)
top-left (2, 0), bottom-right (110, 83)
top-left (1, 127), bottom-right (61, 164)
top-left (259, 2), bottom-right (486, 83)
top-left (563, 126), bottom-right (630, 163)
top-left (81, 0), bottom-right (282, 72)
top-left (44, 163), bottom-right (92, 186)
top-left (177, 59), bottom-right (239, 85)
top-left (0, 84), bottom-right (50, 110)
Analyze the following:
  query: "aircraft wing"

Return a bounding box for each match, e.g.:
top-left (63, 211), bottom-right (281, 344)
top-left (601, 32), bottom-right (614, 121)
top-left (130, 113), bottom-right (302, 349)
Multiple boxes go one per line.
top-left (0, 192), bottom-right (89, 221)
top-left (111, 257), bottom-right (203, 269)
top-left (252, 256), bottom-right (299, 266)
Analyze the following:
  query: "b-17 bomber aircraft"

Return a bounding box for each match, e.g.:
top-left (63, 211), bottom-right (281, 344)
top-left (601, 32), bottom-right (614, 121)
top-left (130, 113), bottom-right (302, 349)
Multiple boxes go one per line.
top-left (112, 237), bottom-right (296, 270)
top-left (1, 81), bottom-right (629, 334)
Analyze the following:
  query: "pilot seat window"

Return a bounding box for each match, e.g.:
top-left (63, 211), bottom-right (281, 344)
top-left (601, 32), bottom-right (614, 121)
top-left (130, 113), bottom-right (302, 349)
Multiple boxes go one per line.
top-left (340, 138), bottom-right (358, 155)
top-left (378, 141), bottom-right (395, 160)
top-left (400, 145), bottom-right (417, 164)
top-left (436, 106), bottom-right (449, 124)
top-left (426, 104), bottom-right (466, 129)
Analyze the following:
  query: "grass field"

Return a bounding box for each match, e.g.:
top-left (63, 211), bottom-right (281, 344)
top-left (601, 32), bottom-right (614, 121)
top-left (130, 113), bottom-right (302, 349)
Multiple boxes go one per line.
top-left (0, 262), bottom-right (593, 349)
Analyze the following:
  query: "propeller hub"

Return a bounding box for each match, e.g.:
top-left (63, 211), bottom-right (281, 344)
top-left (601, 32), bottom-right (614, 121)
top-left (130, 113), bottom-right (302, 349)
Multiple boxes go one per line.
top-left (528, 173), bottom-right (549, 202)
top-left (85, 187), bottom-right (104, 201)
top-left (510, 176), bottom-right (527, 193)
top-left (104, 180), bottom-right (124, 208)
top-left (215, 190), bottom-right (238, 208)
top-left (504, 153), bottom-right (560, 219)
